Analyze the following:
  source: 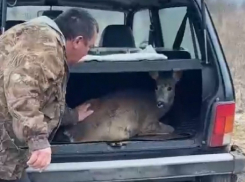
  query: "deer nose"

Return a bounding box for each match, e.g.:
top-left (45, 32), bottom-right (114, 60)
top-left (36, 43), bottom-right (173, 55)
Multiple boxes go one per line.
top-left (157, 101), bottom-right (165, 108)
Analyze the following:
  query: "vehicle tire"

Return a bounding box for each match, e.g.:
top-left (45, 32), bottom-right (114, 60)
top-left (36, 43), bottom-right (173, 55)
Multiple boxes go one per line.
top-left (197, 174), bottom-right (238, 182)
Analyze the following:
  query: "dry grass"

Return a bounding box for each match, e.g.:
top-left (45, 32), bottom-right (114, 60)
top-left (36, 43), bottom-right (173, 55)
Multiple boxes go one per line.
top-left (233, 115), bottom-right (245, 182)
top-left (233, 115), bottom-right (245, 151)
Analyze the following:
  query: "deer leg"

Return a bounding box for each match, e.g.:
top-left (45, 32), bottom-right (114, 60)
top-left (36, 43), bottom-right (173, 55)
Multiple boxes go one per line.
top-left (138, 121), bottom-right (175, 136)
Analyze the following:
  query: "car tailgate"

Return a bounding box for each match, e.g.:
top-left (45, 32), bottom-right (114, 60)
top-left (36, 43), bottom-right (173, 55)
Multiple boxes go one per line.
top-left (27, 148), bottom-right (245, 182)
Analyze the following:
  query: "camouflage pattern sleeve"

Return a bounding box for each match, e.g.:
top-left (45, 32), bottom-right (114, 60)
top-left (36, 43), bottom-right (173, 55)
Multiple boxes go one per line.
top-left (4, 53), bottom-right (62, 152)
top-left (61, 105), bottom-right (79, 126)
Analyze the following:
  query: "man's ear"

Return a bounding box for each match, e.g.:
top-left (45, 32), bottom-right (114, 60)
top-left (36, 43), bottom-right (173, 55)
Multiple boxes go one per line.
top-left (149, 71), bottom-right (159, 80)
top-left (173, 70), bottom-right (183, 82)
top-left (73, 36), bottom-right (84, 48)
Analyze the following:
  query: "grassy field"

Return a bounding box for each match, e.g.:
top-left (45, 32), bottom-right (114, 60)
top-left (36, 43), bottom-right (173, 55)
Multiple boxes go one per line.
top-left (233, 116), bottom-right (245, 182)
top-left (234, 115), bottom-right (245, 182)
top-left (233, 115), bottom-right (245, 151)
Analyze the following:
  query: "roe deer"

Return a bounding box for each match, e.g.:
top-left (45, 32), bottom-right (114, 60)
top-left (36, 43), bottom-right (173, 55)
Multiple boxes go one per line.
top-left (63, 71), bottom-right (183, 143)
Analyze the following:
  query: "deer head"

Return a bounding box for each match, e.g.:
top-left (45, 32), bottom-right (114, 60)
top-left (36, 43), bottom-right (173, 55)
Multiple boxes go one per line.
top-left (149, 70), bottom-right (183, 108)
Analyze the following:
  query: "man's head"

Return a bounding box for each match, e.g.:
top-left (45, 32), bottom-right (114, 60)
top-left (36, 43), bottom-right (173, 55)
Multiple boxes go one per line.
top-left (55, 8), bottom-right (99, 65)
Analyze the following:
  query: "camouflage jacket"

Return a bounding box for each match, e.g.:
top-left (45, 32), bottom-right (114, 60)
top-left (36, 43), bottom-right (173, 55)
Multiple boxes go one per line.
top-left (0, 16), bottom-right (78, 180)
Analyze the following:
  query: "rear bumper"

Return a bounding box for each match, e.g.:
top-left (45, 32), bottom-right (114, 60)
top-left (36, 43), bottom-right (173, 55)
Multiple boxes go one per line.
top-left (27, 150), bottom-right (245, 182)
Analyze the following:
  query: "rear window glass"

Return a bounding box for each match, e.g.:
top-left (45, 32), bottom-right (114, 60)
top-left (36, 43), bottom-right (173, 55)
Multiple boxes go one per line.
top-left (133, 7), bottom-right (201, 59)
top-left (7, 6), bottom-right (125, 46)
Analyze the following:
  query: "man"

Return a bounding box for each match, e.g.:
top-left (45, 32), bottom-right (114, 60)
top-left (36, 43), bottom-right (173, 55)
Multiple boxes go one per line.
top-left (0, 8), bottom-right (98, 181)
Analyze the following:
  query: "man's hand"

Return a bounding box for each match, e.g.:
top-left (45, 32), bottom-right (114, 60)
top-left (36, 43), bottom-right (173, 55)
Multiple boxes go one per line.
top-left (76, 103), bottom-right (94, 122)
top-left (27, 147), bottom-right (52, 171)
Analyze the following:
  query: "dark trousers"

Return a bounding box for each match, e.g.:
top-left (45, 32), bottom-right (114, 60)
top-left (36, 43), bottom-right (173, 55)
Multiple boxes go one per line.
top-left (0, 172), bottom-right (31, 182)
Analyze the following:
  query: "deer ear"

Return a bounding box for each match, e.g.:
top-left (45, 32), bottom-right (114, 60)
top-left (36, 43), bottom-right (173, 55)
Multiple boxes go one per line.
top-left (173, 70), bottom-right (183, 82)
top-left (149, 71), bottom-right (159, 80)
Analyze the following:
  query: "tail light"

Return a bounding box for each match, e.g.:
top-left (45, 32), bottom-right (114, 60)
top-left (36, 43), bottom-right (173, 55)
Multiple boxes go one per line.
top-left (209, 102), bottom-right (236, 147)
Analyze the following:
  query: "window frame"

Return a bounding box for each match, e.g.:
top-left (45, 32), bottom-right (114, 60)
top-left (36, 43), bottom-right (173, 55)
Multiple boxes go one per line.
top-left (5, 6), bottom-right (126, 46)
top-left (157, 6), bottom-right (203, 59)
top-left (131, 5), bottom-right (203, 59)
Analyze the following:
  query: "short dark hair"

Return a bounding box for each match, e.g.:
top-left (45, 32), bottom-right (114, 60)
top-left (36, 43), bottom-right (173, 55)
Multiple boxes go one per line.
top-left (54, 8), bottom-right (99, 41)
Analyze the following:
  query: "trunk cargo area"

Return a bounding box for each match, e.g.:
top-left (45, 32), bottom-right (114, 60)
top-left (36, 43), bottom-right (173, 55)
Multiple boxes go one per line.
top-left (53, 70), bottom-right (202, 144)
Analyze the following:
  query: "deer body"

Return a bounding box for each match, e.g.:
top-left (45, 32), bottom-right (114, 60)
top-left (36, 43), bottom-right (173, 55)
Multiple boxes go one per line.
top-left (63, 71), bottom-right (182, 143)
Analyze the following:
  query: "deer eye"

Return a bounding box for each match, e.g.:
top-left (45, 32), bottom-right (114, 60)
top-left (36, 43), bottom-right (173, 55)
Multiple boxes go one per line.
top-left (167, 87), bottom-right (172, 91)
